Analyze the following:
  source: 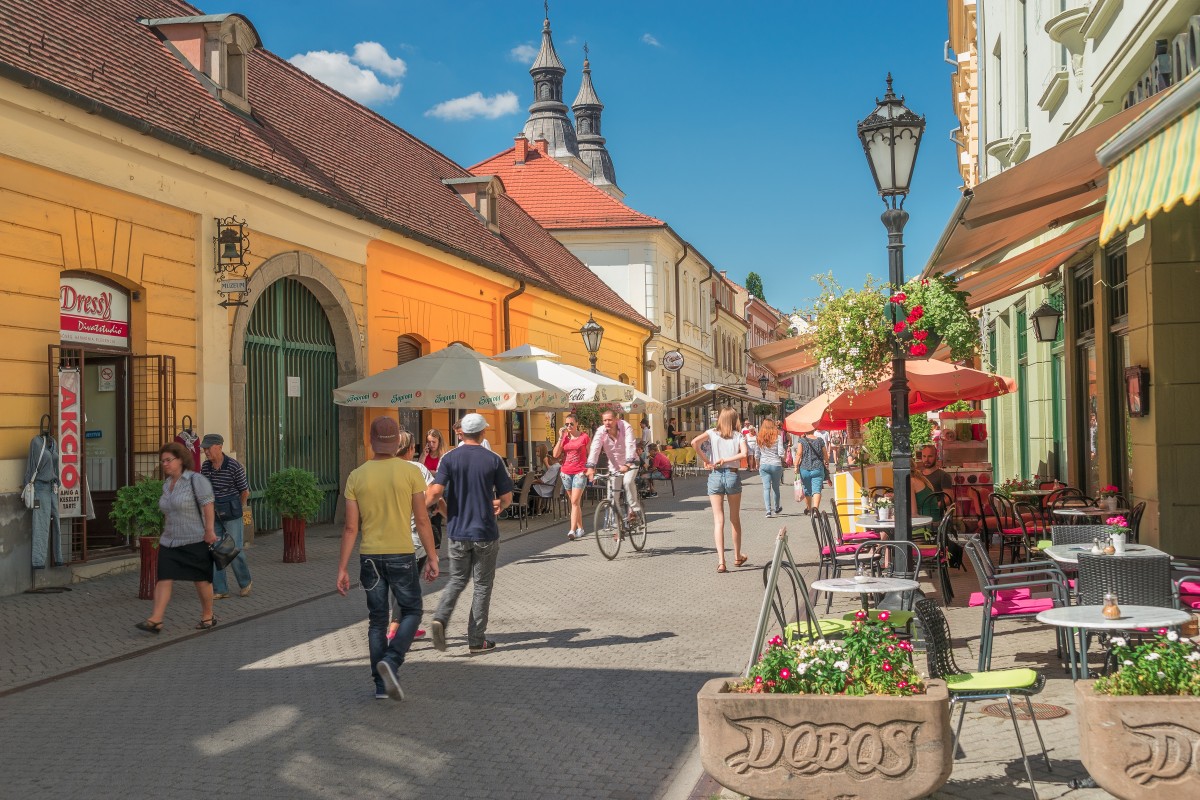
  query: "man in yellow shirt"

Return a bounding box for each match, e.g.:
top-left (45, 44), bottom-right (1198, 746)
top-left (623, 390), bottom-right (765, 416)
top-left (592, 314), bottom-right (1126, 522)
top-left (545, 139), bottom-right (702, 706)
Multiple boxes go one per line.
top-left (337, 417), bottom-right (439, 701)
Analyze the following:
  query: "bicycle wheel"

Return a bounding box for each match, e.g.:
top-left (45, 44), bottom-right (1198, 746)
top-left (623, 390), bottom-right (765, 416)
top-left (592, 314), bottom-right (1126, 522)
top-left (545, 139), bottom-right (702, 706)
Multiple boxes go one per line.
top-left (629, 509), bottom-right (648, 551)
top-left (594, 500), bottom-right (622, 560)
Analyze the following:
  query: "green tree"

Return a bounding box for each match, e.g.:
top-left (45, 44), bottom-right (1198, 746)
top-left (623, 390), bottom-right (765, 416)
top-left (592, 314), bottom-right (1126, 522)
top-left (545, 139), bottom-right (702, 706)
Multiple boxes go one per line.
top-left (746, 271), bottom-right (765, 302)
top-left (862, 415), bottom-right (934, 463)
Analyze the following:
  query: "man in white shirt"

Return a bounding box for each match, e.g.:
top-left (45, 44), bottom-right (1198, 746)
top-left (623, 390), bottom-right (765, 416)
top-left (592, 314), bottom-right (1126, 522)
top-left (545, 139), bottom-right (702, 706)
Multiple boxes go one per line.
top-left (585, 410), bottom-right (642, 521)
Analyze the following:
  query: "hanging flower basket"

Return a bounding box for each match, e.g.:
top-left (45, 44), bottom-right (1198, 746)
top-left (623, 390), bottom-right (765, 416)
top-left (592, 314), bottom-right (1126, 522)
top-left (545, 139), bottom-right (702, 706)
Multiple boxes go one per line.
top-left (813, 273), bottom-right (981, 394)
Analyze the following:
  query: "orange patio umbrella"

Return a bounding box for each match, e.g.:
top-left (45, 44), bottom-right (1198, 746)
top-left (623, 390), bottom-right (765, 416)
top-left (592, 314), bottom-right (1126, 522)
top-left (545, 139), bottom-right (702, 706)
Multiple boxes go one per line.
top-left (786, 360), bottom-right (1016, 432)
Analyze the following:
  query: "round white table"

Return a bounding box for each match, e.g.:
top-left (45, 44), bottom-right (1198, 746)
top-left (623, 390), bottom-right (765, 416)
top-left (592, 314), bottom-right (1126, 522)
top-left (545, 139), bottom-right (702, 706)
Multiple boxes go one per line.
top-left (854, 514), bottom-right (933, 532)
top-left (1042, 543), bottom-right (1168, 566)
top-left (811, 576), bottom-right (921, 610)
top-left (1052, 506), bottom-right (1130, 520)
top-left (1036, 605), bottom-right (1192, 679)
top-left (1011, 488), bottom-right (1055, 498)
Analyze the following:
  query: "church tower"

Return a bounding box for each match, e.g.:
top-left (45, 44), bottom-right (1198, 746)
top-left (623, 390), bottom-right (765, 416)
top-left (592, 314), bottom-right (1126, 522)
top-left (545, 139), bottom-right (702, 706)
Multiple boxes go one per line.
top-left (522, 11), bottom-right (580, 160)
top-left (572, 47), bottom-right (621, 198)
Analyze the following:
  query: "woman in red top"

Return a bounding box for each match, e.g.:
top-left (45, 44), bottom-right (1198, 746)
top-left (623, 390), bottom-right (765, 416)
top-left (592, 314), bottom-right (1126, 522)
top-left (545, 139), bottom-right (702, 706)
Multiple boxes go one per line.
top-left (553, 413), bottom-right (591, 541)
top-left (422, 429), bottom-right (446, 472)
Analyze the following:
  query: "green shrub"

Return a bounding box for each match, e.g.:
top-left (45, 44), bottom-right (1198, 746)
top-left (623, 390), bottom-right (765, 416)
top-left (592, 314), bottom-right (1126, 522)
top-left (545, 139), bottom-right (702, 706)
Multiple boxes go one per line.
top-left (863, 415), bottom-right (933, 463)
top-left (264, 468), bottom-right (323, 520)
top-left (110, 478), bottom-right (165, 538)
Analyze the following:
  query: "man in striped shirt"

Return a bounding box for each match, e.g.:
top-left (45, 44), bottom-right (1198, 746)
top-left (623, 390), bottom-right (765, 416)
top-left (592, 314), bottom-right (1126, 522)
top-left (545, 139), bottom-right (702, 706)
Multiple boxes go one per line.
top-left (200, 433), bottom-right (253, 599)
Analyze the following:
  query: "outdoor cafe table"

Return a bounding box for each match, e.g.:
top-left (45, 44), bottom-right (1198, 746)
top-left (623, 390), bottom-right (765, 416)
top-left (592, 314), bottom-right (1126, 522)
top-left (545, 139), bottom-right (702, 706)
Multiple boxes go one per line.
top-left (1010, 488), bottom-right (1055, 500)
top-left (1042, 543), bottom-right (1169, 566)
top-left (1052, 506), bottom-right (1130, 520)
top-left (854, 514), bottom-right (933, 534)
top-left (810, 576), bottom-right (921, 610)
top-left (1036, 604), bottom-right (1192, 680)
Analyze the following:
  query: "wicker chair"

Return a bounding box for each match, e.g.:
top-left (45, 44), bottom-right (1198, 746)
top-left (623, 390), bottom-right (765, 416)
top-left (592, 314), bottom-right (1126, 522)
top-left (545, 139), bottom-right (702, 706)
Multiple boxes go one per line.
top-left (1076, 553), bottom-right (1175, 608)
top-left (1049, 524), bottom-right (1108, 545)
top-left (913, 599), bottom-right (1051, 799)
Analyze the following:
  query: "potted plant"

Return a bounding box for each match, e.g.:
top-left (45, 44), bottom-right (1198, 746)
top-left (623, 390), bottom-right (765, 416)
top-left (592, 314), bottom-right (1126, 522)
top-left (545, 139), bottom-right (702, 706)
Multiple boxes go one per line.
top-left (1075, 632), bottom-right (1200, 799)
top-left (110, 478), bottom-right (165, 599)
top-left (1105, 515), bottom-right (1131, 554)
top-left (698, 614), bottom-right (952, 799)
top-left (264, 467), bottom-right (324, 563)
top-left (875, 495), bottom-right (894, 522)
top-left (995, 476), bottom-right (1035, 500)
top-left (1099, 484), bottom-right (1121, 511)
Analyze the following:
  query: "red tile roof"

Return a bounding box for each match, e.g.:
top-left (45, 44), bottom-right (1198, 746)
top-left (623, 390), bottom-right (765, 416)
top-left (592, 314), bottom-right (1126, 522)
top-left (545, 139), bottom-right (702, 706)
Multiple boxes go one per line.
top-left (472, 143), bottom-right (665, 230)
top-left (0, 0), bottom-right (651, 330)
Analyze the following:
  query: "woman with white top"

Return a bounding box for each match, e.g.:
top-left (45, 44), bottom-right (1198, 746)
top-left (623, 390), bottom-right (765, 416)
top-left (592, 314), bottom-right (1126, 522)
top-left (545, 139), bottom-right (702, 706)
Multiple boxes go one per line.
top-left (692, 407), bottom-right (748, 573)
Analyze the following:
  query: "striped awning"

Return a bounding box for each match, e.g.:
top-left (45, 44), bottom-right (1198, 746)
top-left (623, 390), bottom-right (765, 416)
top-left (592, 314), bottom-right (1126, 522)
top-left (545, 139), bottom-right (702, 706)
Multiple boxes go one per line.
top-left (1101, 102), bottom-right (1200, 245)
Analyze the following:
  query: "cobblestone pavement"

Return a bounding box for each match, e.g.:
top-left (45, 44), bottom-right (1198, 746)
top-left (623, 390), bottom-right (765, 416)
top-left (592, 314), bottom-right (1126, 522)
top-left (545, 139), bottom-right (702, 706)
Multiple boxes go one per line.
top-left (1, 474), bottom-right (1115, 799)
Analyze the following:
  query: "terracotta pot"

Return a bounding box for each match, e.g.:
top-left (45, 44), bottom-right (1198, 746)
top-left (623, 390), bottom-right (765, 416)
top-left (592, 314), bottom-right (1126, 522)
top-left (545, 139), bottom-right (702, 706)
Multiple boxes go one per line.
top-left (282, 516), bottom-right (307, 563)
top-left (137, 535), bottom-right (160, 600)
top-left (1076, 680), bottom-right (1200, 799)
top-left (697, 678), bottom-right (952, 800)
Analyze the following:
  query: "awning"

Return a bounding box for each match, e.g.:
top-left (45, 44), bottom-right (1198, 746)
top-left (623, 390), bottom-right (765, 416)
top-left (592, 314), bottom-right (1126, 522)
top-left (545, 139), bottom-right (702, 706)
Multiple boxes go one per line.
top-left (1099, 71), bottom-right (1200, 245)
top-left (748, 335), bottom-right (816, 376)
top-left (666, 385), bottom-right (764, 410)
top-left (925, 98), bottom-right (1158, 279)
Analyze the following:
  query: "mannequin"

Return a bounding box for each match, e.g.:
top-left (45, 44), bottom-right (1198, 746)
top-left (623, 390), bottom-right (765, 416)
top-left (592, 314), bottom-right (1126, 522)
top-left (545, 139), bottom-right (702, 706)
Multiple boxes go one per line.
top-left (25, 414), bottom-right (63, 568)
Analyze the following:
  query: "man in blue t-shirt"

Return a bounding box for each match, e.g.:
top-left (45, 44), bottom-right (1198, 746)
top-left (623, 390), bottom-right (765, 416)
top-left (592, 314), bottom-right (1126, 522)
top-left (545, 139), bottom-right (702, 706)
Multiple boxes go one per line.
top-left (427, 413), bottom-right (513, 655)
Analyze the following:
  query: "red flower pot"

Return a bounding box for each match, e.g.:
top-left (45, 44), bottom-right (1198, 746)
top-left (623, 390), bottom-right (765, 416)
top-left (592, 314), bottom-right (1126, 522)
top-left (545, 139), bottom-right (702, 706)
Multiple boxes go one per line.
top-left (282, 516), bottom-right (307, 563)
top-left (138, 536), bottom-right (160, 600)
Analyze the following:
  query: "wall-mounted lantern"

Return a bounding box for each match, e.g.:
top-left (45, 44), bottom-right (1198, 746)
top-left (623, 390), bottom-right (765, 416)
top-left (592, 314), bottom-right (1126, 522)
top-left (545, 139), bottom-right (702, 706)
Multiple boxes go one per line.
top-left (214, 216), bottom-right (250, 307)
top-left (1030, 300), bottom-right (1063, 343)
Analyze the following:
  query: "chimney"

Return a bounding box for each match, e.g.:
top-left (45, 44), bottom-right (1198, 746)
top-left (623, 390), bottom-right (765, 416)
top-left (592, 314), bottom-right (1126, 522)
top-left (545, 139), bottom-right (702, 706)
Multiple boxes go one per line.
top-left (514, 135), bottom-right (529, 165)
top-left (534, 136), bottom-right (549, 155)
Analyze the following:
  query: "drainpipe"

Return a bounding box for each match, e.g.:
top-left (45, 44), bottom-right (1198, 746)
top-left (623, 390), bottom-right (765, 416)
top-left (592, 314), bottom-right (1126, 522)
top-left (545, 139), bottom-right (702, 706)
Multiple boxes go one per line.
top-left (698, 263), bottom-right (714, 422)
top-left (672, 243), bottom-right (690, 403)
top-left (641, 327), bottom-right (657, 434)
top-left (500, 281), bottom-right (527, 465)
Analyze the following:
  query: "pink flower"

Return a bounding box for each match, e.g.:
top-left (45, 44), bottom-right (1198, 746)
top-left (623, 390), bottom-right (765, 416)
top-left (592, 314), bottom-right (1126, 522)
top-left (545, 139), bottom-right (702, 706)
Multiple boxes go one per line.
top-left (855, 610), bottom-right (868, 621)
top-left (754, 675), bottom-right (763, 684)
top-left (766, 680), bottom-right (776, 688)
top-left (878, 610), bottom-right (890, 622)
top-left (894, 322), bottom-right (907, 333)
top-left (779, 668), bottom-right (791, 680)
top-left (882, 661), bottom-right (893, 672)
top-left (898, 680), bottom-right (908, 689)
top-left (887, 645), bottom-right (896, 653)
top-left (769, 635), bottom-right (783, 646)
top-left (920, 279), bottom-right (929, 286)
top-left (1106, 516), bottom-right (1128, 527)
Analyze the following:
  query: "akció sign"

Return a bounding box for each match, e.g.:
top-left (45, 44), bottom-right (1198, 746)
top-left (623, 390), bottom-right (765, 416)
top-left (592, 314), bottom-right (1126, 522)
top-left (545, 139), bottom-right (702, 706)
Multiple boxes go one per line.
top-left (60, 275), bottom-right (130, 349)
top-left (58, 367), bottom-right (83, 518)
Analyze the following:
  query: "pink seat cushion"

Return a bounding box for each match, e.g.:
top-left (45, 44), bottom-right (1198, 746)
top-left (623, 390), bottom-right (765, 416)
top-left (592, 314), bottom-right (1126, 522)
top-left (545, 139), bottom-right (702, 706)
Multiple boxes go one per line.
top-left (1183, 597), bottom-right (1200, 610)
top-left (990, 596), bottom-right (1056, 617)
top-left (918, 546), bottom-right (940, 558)
top-left (968, 587), bottom-right (1031, 607)
top-left (821, 544), bottom-right (859, 555)
top-left (842, 532), bottom-right (881, 542)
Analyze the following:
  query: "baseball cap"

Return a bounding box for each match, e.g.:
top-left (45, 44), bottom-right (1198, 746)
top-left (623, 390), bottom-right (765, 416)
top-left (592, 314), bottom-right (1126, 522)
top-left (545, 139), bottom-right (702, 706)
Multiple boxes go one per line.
top-left (200, 433), bottom-right (223, 448)
top-left (369, 416), bottom-right (400, 454)
top-left (460, 413), bottom-right (488, 434)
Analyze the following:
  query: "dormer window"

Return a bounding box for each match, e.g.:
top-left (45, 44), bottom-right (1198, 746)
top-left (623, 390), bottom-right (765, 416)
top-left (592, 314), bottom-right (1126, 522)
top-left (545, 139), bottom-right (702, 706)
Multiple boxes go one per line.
top-left (442, 176), bottom-right (504, 234)
top-left (142, 13), bottom-right (261, 114)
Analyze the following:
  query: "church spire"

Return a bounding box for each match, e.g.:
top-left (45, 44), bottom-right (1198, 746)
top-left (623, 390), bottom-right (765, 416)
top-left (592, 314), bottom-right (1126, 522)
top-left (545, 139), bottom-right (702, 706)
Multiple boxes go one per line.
top-left (572, 45), bottom-right (619, 194)
top-left (522, 6), bottom-right (579, 159)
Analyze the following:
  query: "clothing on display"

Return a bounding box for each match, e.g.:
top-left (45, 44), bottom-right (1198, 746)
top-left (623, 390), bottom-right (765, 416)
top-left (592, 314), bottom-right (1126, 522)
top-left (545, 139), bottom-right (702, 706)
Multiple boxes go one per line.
top-left (24, 427), bottom-right (63, 568)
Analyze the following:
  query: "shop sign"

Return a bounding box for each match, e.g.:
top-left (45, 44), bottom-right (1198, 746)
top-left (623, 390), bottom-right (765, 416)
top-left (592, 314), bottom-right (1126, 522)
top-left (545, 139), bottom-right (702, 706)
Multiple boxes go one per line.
top-left (58, 368), bottom-right (83, 518)
top-left (60, 276), bottom-right (130, 349)
top-left (662, 350), bottom-right (685, 373)
top-left (784, 399), bottom-right (797, 413)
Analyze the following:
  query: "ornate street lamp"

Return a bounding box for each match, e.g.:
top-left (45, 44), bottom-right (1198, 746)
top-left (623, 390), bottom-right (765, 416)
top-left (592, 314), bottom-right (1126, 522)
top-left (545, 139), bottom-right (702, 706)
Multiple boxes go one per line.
top-left (579, 314), bottom-right (605, 373)
top-left (857, 74), bottom-right (925, 563)
top-left (758, 373), bottom-right (769, 398)
top-left (1030, 300), bottom-right (1063, 343)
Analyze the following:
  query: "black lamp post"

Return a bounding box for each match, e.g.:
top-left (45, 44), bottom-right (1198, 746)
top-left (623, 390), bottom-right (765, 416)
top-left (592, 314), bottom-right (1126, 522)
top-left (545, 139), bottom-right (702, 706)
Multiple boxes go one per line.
top-left (579, 314), bottom-right (605, 373)
top-left (857, 74), bottom-right (925, 563)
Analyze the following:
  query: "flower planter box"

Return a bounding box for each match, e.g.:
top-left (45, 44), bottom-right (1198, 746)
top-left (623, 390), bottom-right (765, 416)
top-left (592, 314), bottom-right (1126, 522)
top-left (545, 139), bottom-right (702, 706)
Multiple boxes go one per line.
top-left (697, 677), bottom-right (952, 800)
top-left (1076, 680), bottom-right (1200, 799)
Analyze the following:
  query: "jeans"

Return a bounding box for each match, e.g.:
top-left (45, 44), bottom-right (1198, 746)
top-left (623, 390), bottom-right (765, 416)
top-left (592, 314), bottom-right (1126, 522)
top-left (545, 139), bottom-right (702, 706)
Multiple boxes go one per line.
top-left (760, 464), bottom-right (783, 512)
top-left (434, 539), bottom-right (499, 648)
top-left (31, 481), bottom-right (63, 568)
top-left (211, 515), bottom-right (251, 594)
top-left (360, 553), bottom-right (423, 691)
top-left (707, 469), bottom-right (742, 496)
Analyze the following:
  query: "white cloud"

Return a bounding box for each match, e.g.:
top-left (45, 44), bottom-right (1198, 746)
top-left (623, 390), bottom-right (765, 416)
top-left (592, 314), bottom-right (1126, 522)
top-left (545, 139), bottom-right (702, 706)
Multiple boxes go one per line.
top-left (288, 41), bottom-right (406, 105)
top-left (425, 91), bottom-right (520, 121)
top-left (642, 33), bottom-right (662, 47)
top-left (351, 41), bottom-right (407, 79)
top-left (509, 43), bottom-right (538, 64)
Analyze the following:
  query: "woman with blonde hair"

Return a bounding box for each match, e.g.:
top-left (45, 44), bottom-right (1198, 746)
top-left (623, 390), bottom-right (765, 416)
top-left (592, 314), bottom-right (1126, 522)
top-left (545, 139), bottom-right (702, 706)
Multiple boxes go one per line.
top-left (421, 429), bottom-right (446, 473)
top-left (757, 419), bottom-right (786, 518)
top-left (691, 407), bottom-right (748, 573)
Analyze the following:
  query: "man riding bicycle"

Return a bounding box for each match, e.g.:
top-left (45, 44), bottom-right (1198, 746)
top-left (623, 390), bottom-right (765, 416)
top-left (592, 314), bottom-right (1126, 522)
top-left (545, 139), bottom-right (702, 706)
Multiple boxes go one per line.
top-left (585, 410), bottom-right (642, 523)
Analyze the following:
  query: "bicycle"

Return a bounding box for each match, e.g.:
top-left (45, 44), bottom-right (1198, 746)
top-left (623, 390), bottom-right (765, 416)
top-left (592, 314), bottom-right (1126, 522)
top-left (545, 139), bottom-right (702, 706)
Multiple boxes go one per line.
top-left (592, 470), bottom-right (647, 559)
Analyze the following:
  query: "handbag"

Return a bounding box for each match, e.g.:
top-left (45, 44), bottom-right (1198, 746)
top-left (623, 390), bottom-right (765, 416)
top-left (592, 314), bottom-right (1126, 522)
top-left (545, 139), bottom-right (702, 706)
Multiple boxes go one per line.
top-left (22, 436), bottom-right (48, 510)
top-left (794, 480), bottom-right (806, 502)
top-left (214, 494), bottom-right (242, 521)
top-left (209, 533), bottom-right (241, 571)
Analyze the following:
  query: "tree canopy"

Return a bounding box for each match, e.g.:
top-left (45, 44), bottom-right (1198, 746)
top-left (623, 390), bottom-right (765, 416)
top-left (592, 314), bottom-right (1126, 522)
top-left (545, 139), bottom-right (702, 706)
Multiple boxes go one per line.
top-left (746, 271), bottom-right (765, 301)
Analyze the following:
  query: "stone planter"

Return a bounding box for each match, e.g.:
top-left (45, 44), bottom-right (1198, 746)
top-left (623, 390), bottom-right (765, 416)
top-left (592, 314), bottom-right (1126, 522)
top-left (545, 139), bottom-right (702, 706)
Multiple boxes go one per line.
top-left (697, 678), bottom-right (952, 800)
top-left (1076, 680), bottom-right (1200, 799)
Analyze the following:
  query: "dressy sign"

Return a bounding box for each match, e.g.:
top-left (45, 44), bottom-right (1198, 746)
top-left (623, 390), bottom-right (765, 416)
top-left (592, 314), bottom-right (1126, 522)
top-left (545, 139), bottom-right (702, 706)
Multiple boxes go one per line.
top-left (60, 276), bottom-right (130, 349)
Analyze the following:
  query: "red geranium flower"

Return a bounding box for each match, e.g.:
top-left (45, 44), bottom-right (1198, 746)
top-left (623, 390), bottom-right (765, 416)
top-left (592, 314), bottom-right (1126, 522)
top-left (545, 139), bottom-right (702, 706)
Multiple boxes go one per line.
top-left (913, 330), bottom-right (928, 341)
top-left (893, 322), bottom-right (906, 333)
top-left (891, 292), bottom-right (907, 303)
top-left (909, 343), bottom-right (928, 357)
top-left (908, 305), bottom-right (924, 321)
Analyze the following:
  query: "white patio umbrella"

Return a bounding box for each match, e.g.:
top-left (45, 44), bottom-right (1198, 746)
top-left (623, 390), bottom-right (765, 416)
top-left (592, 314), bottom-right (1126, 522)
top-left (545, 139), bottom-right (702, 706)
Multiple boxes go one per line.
top-left (332, 343), bottom-right (568, 410)
top-left (492, 346), bottom-right (636, 403)
top-left (616, 389), bottom-right (664, 414)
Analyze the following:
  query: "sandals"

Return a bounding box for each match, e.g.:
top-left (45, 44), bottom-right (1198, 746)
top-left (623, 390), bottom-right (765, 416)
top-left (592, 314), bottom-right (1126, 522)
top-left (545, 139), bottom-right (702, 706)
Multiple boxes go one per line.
top-left (716, 564), bottom-right (728, 573)
top-left (734, 555), bottom-right (750, 567)
top-left (135, 620), bottom-right (163, 634)
top-left (195, 617), bottom-right (218, 630)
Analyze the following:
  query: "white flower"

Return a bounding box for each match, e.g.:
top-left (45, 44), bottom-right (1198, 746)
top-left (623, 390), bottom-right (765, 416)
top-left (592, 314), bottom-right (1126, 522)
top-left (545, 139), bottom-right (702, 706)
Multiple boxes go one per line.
top-left (1124, 660), bottom-right (1134, 666)
top-left (1167, 631), bottom-right (1179, 641)
top-left (834, 660), bottom-right (849, 672)
top-left (1186, 652), bottom-right (1200, 662)
top-left (1145, 652), bottom-right (1161, 661)
top-left (1111, 636), bottom-right (1127, 647)
top-left (1157, 671), bottom-right (1167, 678)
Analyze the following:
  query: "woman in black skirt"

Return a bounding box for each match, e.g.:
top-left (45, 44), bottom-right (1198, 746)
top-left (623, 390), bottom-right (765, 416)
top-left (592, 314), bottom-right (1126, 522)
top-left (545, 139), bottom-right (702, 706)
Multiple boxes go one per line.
top-left (135, 442), bottom-right (218, 633)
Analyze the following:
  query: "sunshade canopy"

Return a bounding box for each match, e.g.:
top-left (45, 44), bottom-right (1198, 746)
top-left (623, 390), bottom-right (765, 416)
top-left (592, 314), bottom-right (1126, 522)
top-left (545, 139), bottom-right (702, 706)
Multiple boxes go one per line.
top-left (491, 348), bottom-right (635, 404)
top-left (786, 360), bottom-right (1016, 432)
top-left (333, 343), bottom-right (567, 410)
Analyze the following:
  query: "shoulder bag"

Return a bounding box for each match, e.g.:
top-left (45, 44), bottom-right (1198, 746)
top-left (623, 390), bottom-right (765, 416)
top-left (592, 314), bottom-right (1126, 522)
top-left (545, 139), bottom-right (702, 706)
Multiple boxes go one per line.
top-left (21, 437), bottom-right (48, 510)
top-left (190, 473), bottom-right (240, 570)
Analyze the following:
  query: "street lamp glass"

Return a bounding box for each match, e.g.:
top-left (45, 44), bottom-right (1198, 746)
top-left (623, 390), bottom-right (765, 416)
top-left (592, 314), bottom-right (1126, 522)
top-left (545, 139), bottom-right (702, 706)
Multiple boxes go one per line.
top-left (857, 74), bottom-right (926, 200)
top-left (578, 315), bottom-right (604, 355)
top-left (1030, 300), bottom-right (1063, 343)
top-left (758, 374), bottom-right (769, 396)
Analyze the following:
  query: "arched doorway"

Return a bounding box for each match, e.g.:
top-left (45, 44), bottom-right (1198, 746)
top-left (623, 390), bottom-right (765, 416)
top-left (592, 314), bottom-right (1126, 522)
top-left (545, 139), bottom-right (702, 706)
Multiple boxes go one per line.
top-left (244, 278), bottom-right (339, 528)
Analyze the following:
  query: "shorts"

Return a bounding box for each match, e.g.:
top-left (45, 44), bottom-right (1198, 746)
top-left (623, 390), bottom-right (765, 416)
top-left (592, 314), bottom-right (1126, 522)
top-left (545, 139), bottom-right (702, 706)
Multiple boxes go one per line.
top-left (647, 470), bottom-right (668, 481)
top-left (798, 468), bottom-right (826, 496)
top-left (560, 472), bottom-right (588, 491)
top-left (748, 443), bottom-right (758, 457)
top-left (707, 469), bottom-right (742, 496)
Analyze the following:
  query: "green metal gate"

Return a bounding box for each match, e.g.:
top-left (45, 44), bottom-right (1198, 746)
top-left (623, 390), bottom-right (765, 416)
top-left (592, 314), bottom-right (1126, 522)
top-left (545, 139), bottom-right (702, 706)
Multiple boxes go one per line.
top-left (244, 278), bottom-right (340, 529)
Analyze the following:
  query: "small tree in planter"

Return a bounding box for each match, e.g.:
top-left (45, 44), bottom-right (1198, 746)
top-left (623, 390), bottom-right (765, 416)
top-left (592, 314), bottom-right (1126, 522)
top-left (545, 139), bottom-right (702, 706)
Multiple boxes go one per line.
top-left (1076, 632), bottom-right (1200, 798)
top-left (698, 615), bottom-right (952, 799)
top-left (110, 478), bottom-right (165, 599)
top-left (264, 468), bottom-right (323, 563)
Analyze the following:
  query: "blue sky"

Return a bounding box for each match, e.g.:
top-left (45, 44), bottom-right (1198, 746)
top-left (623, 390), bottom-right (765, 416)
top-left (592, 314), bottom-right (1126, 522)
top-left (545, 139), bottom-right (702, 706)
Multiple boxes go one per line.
top-left (237, 1), bottom-right (962, 313)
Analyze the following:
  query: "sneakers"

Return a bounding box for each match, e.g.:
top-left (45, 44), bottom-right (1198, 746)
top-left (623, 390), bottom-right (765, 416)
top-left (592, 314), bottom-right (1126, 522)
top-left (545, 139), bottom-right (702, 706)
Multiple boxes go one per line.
top-left (378, 661), bottom-right (405, 701)
top-left (649, 492), bottom-right (659, 498)
top-left (567, 528), bottom-right (581, 541)
top-left (774, 506), bottom-right (783, 515)
top-left (374, 688), bottom-right (388, 700)
top-left (239, 582), bottom-right (253, 597)
top-left (765, 512), bottom-right (774, 518)
top-left (429, 619), bottom-right (447, 651)
top-left (414, 629), bottom-right (426, 639)
top-left (212, 592), bottom-right (230, 600)
top-left (469, 640), bottom-right (497, 655)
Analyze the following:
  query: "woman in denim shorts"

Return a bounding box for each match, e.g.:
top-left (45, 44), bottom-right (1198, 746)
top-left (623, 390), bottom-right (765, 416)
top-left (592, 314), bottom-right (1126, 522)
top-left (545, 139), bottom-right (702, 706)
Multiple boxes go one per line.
top-left (692, 408), bottom-right (748, 573)
top-left (795, 430), bottom-right (828, 515)
top-left (553, 414), bottom-right (591, 540)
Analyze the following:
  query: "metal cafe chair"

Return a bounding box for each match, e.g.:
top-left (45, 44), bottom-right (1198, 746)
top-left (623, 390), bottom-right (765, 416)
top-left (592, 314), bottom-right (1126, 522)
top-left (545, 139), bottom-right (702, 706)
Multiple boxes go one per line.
top-left (760, 561), bottom-right (854, 644)
top-left (914, 599), bottom-right (1051, 799)
top-left (844, 540), bottom-right (921, 640)
top-left (811, 511), bottom-right (860, 612)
